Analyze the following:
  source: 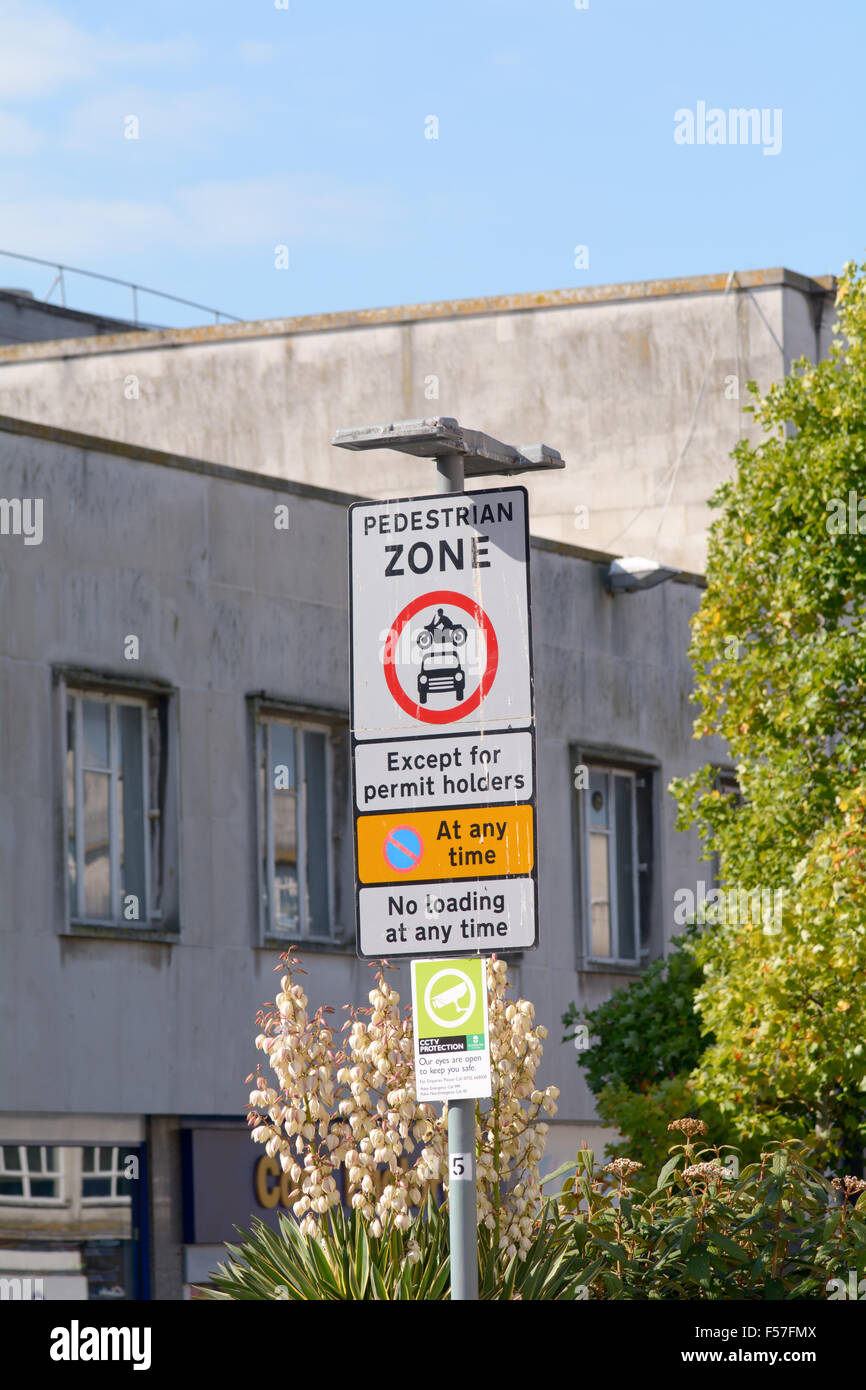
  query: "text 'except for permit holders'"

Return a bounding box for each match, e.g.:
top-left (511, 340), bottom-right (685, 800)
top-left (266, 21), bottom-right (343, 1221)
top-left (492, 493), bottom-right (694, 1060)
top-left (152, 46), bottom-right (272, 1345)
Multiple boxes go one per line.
top-left (354, 731), bottom-right (533, 811)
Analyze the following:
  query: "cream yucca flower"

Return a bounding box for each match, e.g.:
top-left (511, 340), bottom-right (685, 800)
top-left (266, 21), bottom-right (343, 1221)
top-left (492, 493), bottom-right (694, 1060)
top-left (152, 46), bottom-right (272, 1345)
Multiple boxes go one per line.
top-left (247, 950), bottom-right (556, 1254)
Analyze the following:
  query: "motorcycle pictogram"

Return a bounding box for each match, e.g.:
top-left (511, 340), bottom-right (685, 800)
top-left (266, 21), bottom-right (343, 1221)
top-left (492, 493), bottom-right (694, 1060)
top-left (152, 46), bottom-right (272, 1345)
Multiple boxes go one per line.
top-left (416, 608), bottom-right (468, 649)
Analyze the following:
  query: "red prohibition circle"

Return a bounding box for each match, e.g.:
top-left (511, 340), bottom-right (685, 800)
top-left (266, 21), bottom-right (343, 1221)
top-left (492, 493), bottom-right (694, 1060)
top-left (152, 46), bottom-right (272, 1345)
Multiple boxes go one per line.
top-left (383, 589), bottom-right (499, 725)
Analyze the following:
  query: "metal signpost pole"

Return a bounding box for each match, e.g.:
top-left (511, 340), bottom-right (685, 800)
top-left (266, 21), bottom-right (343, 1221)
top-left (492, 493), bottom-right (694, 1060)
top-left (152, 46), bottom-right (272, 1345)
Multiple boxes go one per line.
top-left (434, 450), bottom-right (478, 1301)
top-left (335, 418), bottom-right (563, 1306)
top-left (435, 451), bottom-right (465, 496)
top-left (447, 1100), bottom-right (478, 1299)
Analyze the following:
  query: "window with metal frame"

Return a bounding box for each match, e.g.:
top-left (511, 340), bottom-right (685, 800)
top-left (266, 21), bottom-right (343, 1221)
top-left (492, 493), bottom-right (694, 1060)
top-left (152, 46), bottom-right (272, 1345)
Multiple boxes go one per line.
top-left (81, 1146), bottom-right (133, 1204)
top-left (66, 690), bottom-right (162, 927)
top-left (258, 716), bottom-right (333, 940)
top-left (710, 767), bottom-right (743, 889)
top-left (578, 762), bottom-right (653, 964)
top-left (0, 1145), bottom-right (62, 1203)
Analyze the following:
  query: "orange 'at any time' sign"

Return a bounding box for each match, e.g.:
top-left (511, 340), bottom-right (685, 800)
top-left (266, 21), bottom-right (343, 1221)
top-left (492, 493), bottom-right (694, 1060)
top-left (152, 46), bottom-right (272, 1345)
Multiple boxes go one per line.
top-left (357, 806), bottom-right (534, 885)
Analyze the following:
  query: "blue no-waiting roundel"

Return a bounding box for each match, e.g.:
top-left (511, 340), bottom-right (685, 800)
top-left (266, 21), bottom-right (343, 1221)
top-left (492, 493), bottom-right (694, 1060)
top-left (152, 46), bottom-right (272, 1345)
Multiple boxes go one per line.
top-left (384, 826), bottom-right (423, 872)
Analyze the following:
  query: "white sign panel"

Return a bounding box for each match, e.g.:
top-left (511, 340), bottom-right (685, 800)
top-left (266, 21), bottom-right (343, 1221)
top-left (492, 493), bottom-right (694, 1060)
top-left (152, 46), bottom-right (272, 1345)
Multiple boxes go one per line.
top-left (350, 488), bottom-right (532, 740)
top-left (349, 486), bottom-right (538, 958)
top-left (358, 878), bottom-right (536, 955)
top-left (354, 730), bottom-right (533, 813)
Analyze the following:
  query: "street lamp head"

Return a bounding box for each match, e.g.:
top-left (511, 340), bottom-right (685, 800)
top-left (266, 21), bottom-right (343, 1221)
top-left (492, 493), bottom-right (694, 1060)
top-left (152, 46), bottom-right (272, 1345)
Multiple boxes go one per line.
top-left (605, 555), bottom-right (680, 594)
top-left (331, 417), bottom-right (565, 477)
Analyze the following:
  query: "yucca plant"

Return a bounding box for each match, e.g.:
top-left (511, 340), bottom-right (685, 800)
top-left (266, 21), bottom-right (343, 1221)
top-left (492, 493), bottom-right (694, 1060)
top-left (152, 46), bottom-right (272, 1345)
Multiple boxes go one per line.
top-left (201, 1194), bottom-right (450, 1301)
top-left (199, 1189), bottom-right (589, 1300)
top-left (478, 1199), bottom-right (591, 1300)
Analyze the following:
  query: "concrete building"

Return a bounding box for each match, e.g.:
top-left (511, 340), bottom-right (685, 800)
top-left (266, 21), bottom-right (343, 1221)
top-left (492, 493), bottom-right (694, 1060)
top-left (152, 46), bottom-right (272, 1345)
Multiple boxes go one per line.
top-left (0, 288), bottom-right (137, 349)
top-left (0, 407), bottom-right (725, 1298)
top-left (0, 268), bottom-right (837, 572)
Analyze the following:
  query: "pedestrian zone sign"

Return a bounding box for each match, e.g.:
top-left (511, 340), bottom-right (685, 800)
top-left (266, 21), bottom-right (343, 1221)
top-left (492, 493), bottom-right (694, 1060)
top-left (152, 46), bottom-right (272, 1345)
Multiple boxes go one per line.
top-left (348, 486), bottom-right (538, 958)
top-left (411, 957), bottom-right (492, 1102)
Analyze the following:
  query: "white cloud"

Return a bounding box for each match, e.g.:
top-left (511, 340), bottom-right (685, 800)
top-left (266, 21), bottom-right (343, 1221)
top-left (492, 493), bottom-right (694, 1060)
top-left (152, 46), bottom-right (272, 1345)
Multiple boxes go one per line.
top-left (61, 87), bottom-right (250, 152)
top-left (0, 0), bottom-right (199, 99)
top-left (176, 175), bottom-right (403, 249)
top-left (0, 109), bottom-right (42, 154)
top-left (0, 175), bottom-right (405, 261)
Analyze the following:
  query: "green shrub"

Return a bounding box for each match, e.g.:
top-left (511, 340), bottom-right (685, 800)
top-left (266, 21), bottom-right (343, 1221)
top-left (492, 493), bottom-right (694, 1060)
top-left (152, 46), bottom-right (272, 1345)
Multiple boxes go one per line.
top-left (560, 1132), bottom-right (866, 1300)
top-left (591, 1075), bottom-right (733, 1175)
top-left (561, 929), bottom-right (753, 1176)
top-left (562, 931), bottom-right (707, 1096)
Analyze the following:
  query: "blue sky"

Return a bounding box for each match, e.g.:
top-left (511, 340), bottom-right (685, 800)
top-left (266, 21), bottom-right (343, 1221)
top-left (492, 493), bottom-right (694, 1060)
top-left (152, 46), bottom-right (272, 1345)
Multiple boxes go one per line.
top-left (1, 0), bottom-right (864, 326)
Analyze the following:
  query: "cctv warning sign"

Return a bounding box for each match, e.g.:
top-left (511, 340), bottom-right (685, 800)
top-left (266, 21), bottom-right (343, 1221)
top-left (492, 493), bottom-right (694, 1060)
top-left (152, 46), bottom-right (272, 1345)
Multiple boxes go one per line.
top-left (411, 957), bottom-right (492, 1101)
top-left (349, 486), bottom-right (538, 958)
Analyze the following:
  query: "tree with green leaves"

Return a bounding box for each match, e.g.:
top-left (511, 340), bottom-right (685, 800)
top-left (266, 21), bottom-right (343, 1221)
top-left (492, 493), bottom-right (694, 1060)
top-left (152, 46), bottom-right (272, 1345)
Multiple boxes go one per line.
top-left (672, 258), bottom-right (866, 1174)
top-left (562, 930), bottom-right (752, 1176)
top-left (687, 793), bottom-right (866, 1171)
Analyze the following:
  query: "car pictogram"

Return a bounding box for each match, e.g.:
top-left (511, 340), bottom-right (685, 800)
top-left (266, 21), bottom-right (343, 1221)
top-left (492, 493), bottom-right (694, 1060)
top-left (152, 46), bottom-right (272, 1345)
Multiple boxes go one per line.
top-left (417, 650), bottom-right (465, 705)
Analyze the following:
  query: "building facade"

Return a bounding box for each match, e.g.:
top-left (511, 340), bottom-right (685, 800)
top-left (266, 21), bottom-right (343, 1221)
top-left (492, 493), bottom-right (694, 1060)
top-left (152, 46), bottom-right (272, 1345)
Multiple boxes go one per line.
top-left (0, 288), bottom-right (137, 349)
top-left (1, 408), bottom-right (725, 1297)
top-left (0, 268), bottom-right (837, 572)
